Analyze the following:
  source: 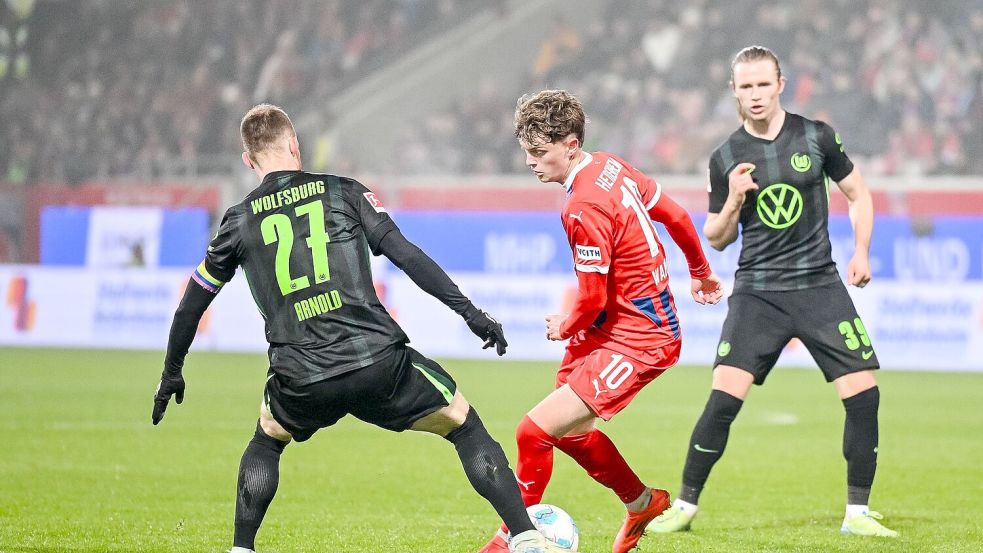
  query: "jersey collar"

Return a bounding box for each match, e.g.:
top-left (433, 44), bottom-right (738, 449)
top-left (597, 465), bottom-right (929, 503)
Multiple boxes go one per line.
top-left (563, 152), bottom-right (593, 194)
top-left (740, 111), bottom-right (790, 144)
top-left (262, 170), bottom-right (302, 187)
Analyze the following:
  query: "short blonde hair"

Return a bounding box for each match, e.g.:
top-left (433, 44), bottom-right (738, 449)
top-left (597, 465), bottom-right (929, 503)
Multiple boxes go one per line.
top-left (240, 104), bottom-right (296, 163)
top-left (514, 90), bottom-right (586, 147)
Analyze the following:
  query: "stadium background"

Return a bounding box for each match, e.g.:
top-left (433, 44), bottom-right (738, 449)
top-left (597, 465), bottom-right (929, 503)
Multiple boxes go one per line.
top-left (1, 1), bottom-right (982, 552)
top-left (2, 0), bottom-right (981, 369)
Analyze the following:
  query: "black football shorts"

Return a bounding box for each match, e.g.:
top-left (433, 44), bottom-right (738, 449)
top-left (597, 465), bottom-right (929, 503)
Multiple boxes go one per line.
top-left (264, 344), bottom-right (458, 441)
top-left (714, 280), bottom-right (879, 385)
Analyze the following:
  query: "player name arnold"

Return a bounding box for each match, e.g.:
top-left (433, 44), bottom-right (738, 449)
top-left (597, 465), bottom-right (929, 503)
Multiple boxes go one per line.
top-left (294, 289), bottom-right (343, 322)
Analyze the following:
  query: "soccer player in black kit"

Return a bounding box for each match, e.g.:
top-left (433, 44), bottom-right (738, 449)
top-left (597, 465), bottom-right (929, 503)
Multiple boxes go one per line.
top-left (648, 46), bottom-right (897, 538)
top-left (151, 104), bottom-right (577, 553)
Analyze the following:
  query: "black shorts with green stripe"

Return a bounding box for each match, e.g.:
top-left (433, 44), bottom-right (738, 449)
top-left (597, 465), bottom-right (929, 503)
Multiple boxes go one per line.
top-left (714, 280), bottom-right (880, 385)
top-left (264, 344), bottom-right (457, 441)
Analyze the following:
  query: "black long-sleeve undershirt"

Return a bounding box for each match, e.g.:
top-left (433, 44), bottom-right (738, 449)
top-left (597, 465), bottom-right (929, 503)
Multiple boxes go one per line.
top-left (162, 281), bottom-right (216, 376)
top-left (375, 227), bottom-right (478, 319)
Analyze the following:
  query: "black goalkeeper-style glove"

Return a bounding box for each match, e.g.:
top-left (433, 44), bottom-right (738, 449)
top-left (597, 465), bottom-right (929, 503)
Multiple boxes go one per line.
top-left (152, 372), bottom-right (185, 425)
top-left (464, 308), bottom-right (508, 356)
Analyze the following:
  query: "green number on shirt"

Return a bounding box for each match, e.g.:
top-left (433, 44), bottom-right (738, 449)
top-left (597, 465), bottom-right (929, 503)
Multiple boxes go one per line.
top-left (260, 200), bottom-right (331, 296)
top-left (295, 200), bottom-right (331, 284)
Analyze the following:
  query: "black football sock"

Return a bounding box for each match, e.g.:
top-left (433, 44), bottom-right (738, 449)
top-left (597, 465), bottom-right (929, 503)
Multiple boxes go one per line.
top-left (233, 421), bottom-right (289, 550)
top-left (444, 408), bottom-right (536, 535)
top-left (843, 386), bottom-right (879, 505)
top-left (679, 389), bottom-right (744, 505)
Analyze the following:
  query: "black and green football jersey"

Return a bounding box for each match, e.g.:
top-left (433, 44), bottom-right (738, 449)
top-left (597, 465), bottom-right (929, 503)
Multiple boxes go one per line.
top-left (198, 170), bottom-right (408, 384)
top-left (708, 113), bottom-right (855, 292)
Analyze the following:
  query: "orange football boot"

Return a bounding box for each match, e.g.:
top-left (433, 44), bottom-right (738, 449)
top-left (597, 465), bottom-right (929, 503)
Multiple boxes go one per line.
top-left (612, 488), bottom-right (671, 553)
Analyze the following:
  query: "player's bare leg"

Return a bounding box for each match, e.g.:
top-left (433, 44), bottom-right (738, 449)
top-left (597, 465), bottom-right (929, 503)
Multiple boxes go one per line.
top-left (650, 365), bottom-right (753, 533)
top-left (410, 388), bottom-right (471, 434)
top-left (833, 369), bottom-right (876, 399)
top-left (834, 370), bottom-right (896, 537)
top-left (412, 392), bottom-right (543, 551)
top-left (231, 402), bottom-right (292, 553)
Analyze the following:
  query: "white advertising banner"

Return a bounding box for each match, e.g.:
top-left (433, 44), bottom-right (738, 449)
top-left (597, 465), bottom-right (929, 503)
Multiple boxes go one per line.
top-left (0, 265), bottom-right (267, 352)
top-left (2, 265), bottom-right (981, 372)
top-left (383, 273), bottom-right (983, 372)
top-left (847, 281), bottom-right (983, 372)
top-left (85, 207), bottom-right (164, 268)
top-left (0, 265), bottom-right (182, 348)
top-left (385, 273), bottom-right (572, 361)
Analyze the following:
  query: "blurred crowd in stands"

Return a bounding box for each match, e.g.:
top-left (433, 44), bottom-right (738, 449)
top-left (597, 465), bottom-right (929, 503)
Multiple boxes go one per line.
top-left (397, 0), bottom-right (983, 177)
top-left (0, 0), bottom-right (980, 185)
top-left (0, 0), bottom-right (480, 184)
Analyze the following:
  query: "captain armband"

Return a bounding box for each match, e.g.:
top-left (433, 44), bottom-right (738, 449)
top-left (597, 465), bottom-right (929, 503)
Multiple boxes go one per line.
top-left (191, 261), bottom-right (226, 294)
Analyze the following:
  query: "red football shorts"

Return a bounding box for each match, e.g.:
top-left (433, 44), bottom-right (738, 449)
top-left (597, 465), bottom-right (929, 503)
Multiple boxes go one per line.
top-left (556, 339), bottom-right (681, 420)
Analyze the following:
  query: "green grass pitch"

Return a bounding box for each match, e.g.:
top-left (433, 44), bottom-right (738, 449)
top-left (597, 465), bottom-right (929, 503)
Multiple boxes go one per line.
top-left (1, 347), bottom-right (982, 552)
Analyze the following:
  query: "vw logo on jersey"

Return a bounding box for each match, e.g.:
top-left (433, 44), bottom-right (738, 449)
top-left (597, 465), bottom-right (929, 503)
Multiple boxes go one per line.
top-left (756, 183), bottom-right (803, 229)
top-left (790, 152), bottom-right (812, 172)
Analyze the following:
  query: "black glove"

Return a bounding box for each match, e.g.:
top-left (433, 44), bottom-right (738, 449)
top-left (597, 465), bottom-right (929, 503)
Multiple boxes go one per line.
top-left (465, 308), bottom-right (508, 356)
top-left (152, 372), bottom-right (185, 425)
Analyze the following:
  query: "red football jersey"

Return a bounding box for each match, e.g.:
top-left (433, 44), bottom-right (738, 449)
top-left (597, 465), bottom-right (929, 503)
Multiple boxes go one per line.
top-left (560, 152), bottom-right (707, 363)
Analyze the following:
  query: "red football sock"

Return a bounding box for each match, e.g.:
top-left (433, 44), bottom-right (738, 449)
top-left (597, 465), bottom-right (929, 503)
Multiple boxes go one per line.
top-left (557, 429), bottom-right (646, 504)
top-left (498, 416), bottom-right (560, 535)
top-left (515, 415), bottom-right (559, 506)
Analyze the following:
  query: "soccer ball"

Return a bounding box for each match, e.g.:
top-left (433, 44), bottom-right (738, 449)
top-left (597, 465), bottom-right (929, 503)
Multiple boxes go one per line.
top-left (526, 503), bottom-right (579, 550)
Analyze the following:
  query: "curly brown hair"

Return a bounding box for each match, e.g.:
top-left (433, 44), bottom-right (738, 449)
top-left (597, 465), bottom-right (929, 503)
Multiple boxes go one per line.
top-left (240, 103), bottom-right (296, 163)
top-left (513, 90), bottom-right (586, 147)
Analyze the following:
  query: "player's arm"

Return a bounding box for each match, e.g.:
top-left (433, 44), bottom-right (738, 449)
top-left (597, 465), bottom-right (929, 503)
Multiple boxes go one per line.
top-left (641, 174), bottom-right (723, 305)
top-left (152, 273), bottom-right (219, 425)
top-left (834, 167), bottom-right (873, 288)
top-left (704, 161), bottom-right (758, 251)
top-left (375, 227), bottom-right (507, 355)
top-left (153, 209), bottom-right (239, 425)
top-left (351, 180), bottom-right (506, 354)
top-left (648, 190), bottom-right (711, 278)
top-left (703, 213), bottom-right (735, 251)
top-left (548, 270), bottom-right (606, 341)
top-left (822, 124), bottom-right (871, 288)
top-left (548, 204), bottom-right (611, 340)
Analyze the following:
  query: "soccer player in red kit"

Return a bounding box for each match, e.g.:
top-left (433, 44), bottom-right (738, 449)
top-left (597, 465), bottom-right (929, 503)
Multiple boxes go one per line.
top-left (478, 90), bottom-right (724, 553)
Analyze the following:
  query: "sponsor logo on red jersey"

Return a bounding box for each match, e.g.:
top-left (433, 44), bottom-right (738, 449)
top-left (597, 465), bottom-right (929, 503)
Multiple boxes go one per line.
top-left (575, 244), bottom-right (602, 261)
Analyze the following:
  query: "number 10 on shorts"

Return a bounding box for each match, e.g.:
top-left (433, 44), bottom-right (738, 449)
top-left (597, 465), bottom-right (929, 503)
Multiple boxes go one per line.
top-left (598, 353), bottom-right (634, 390)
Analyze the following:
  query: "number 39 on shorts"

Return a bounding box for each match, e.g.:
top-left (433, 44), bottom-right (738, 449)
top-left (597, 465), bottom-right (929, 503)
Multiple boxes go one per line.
top-left (837, 317), bottom-right (871, 351)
